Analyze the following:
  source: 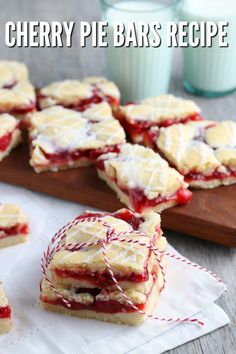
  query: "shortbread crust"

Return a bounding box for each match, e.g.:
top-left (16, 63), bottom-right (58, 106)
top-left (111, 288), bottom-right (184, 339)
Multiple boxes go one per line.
top-left (96, 144), bottom-right (192, 212)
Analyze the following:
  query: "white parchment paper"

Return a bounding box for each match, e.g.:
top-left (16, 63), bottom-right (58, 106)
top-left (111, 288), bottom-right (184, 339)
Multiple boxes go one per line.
top-left (0, 182), bottom-right (229, 354)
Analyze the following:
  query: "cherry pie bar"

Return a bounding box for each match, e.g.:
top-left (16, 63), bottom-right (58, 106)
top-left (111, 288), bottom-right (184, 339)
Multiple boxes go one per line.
top-left (40, 208), bottom-right (167, 325)
top-left (0, 81), bottom-right (36, 119)
top-left (37, 77), bottom-right (120, 112)
top-left (0, 204), bottom-right (29, 249)
top-left (115, 94), bottom-right (202, 143)
top-left (0, 282), bottom-right (12, 334)
top-left (29, 103), bottom-right (126, 173)
top-left (96, 143), bottom-right (192, 213)
top-left (0, 113), bottom-right (21, 162)
top-left (0, 60), bottom-right (36, 119)
top-left (0, 60), bottom-right (29, 88)
top-left (154, 120), bottom-right (236, 188)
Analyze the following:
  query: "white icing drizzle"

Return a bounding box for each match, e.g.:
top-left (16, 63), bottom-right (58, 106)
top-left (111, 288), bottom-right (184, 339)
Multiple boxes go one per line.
top-left (199, 142), bottom-right (209, 166)
top-left (30, 105), bottom-right (126, 154)
top-left (0, 204), bottom-right (27, 227)
top-left (56, 215), bottom-right (149, 266)
top-left (0, 60), bottom-right (28, 87)
top-left (160, 124), bottom-right (188, 167)
top-left (0, 113), bottom-right (18, 136)
top-left (40, 77), bottom-right (120, 104)
top-left (105, 239), bottom-right (145, 264)
top-left (101, 143), bottom-right (184, 199)
top-left (222, 121), bottom-right (235, 142)
top-left (157, 121), bottom-right (233, 174)
top-left (0, 82), bottom-right (35, 107)
top-left (0, 283), bottom-right (8, 307)
top-left (161, 126), bottom-right (171, 151)
top-left (124, 94), bottom-right (200, 123)
top-left (175, 125), bottom-right (187, 165)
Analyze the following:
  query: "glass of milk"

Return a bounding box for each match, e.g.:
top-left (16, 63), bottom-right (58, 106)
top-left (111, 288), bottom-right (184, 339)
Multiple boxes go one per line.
top-left (181, 0), bottom-right (236, 97)
top-left (101, 0), bottom-right (180, 102)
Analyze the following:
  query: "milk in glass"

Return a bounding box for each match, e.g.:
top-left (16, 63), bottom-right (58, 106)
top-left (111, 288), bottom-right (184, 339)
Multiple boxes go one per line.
top-left (181, 0), bottom-right (236, 96)
top-left (103, 1), bottom-right (179, 101)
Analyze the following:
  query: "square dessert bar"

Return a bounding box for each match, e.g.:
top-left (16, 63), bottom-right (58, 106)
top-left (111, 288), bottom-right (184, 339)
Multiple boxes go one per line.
top-left (0, 60), bottom-right (29, 88)
top-left (40, 208), bottom-right (167, 325)
top-left (0, 114), bottom-right (21, 162)
top-left (115, 94), bottom-right (202, 143)
top-left (0, 204), bottom-right (29, 249)
top-left (29, 103), bottom-right (126, 173)
top-left (96, 143), bottom-right (192, 213)
top-left (155, 120), bottom-right (236, 188)
top-left (0, 61), bottom-right (36, 119)
top-left (0, 282), bottom-right (11, 334)
top-left (38, 77), bottom-right (120, 112)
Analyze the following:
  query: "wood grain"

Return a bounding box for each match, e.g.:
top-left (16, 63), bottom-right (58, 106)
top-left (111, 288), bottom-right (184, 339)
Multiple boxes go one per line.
top-left (0, 140), bottom-right (236, 247)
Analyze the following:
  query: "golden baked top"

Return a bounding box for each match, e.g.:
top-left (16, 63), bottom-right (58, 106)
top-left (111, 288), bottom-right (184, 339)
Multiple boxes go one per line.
top-left (38, 77), bottom-right (120, 109)
top-left (97, 143), bottom-right (188, 199)
top-left (50, 209), bottom-right (162, 275)
top-left (0, 203), bottom-right (28, 228)
top-left (0, 60), bottom-right (28, 88)
top-left (29, 104), bottom-right (126, 167)
top-left (119, 94), bottom-right (201, 123)
top-left (0, 282), bottom-right (8, 307)
top-left (156, 120), bottom-right (236, 174)
top-left (0, 82), bottom-right (35, 112)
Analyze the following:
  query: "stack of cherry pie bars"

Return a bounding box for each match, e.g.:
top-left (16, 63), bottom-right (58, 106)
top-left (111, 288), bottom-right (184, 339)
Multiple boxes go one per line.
top-left (40, 209), bottom-right (167, 325)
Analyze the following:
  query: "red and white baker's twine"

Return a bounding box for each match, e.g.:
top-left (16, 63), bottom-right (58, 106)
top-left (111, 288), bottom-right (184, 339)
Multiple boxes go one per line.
top-left (41, 215), bottom-right (223, 327)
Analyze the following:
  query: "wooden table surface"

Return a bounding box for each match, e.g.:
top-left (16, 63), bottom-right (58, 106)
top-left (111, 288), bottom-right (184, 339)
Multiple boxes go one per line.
top-left (0, 1), bottom-right (235, 353)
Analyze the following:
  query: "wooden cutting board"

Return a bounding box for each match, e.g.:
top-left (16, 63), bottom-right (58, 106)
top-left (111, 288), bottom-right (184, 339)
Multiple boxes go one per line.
top-left (0, 141), bottom-right (235, 247)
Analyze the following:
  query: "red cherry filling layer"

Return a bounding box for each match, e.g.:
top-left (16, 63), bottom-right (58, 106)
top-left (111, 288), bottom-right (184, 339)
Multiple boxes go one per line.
top-left (0, 124), bottom-right (21, 152)
top-left (10, 101), bottom-right (36, 115)
top-left (54, 267), bottom-right (149, 287)
top-left (0, 101), bottom-right (36, 115)
top-left (41, 295), bottom-right (145, 313)
top-left (39, 144), bottom-right (121, 167)
top-left (97, 160), bottom-right (192, 212)
top-left (0, 305), bottom-right (11, 319)
top-left (76, 209), bottom-right (144, 231)
top-left (41, 275), bottom-right (157, 314)
top-left (0, 132), bottom-right (13, 152)
top-left (143, 127), bottom-right (236, 184)
top-left (115, 109), bottom-right (203, 141)
top-left (0, 223), bottom-right (29, 239)
top-left (65, 94), bottom-right (119, 112)
top-left (185, 169), bottom-right (236, 183)
top-left (120, 186), bottom-right (192, 213)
